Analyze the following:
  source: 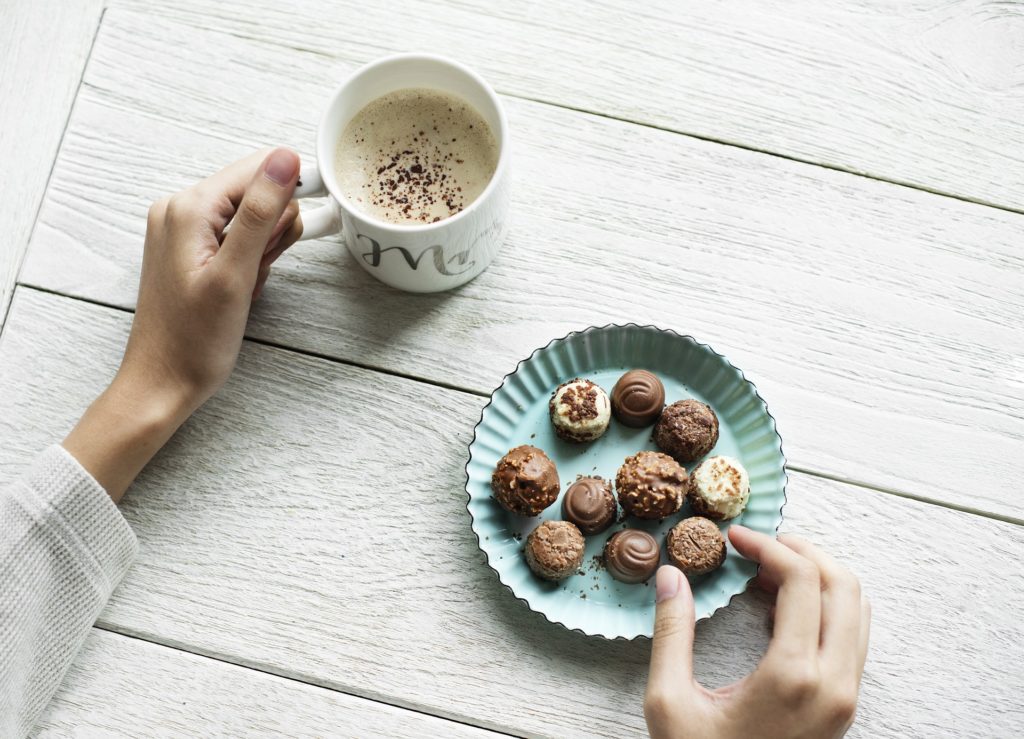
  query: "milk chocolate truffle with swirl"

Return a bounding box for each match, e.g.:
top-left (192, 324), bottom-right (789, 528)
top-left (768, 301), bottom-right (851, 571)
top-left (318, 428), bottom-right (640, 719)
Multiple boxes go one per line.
top-left (491, 445), bottom-right (560, 516)
top-left (604, 529), bottom-right (661, 583)
top-left (561, 476), bottom-right (617, 535)
top-left (610, 370), bottom-right (666, 427)
top-left (615, 451), bottom-right (687, 519)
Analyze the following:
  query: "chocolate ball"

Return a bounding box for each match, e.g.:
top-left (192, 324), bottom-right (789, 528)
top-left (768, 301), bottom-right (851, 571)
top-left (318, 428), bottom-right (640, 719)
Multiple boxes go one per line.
top-left (688, 455), bottom-right (750, 520)
top-left (491, 445), bottom-right (559, 516)
top-left (561, 476), bottom-right (617, 535)
top-left (549, 378), bottom-right (611, 443)
top-left (667, 517), bottom-right (726, 576)
top-left (610, 369), bottom-right (665, 427)
top-left (654, 399), bottom-right (720, 463)
top-left (604, 529), bottom-right (661, 583)
top-left (615, 451), bottom-right (687, 519)
top-left (525, 520), bottom-right (585, 581)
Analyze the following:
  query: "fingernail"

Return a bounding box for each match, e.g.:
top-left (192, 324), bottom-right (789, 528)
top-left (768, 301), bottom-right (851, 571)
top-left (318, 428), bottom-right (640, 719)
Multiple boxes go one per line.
top-left (656, 566), bottom-right (683, 603)
top-left (263, 148), bottom-right (299, 186)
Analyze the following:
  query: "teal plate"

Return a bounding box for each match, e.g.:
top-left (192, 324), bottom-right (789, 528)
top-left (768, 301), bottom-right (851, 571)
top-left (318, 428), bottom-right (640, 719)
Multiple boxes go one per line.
top-left (465, 325), bottom-right (787, 640)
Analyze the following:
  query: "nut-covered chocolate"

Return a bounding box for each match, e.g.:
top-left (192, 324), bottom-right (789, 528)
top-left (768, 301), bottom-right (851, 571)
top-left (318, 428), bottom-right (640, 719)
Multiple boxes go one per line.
top-left (525, 520), bottom-right (586, 580)
top-left (667, 517), bottom-right (726, 576)
top-left (561, 476), bottom-right (617, 535)
top-left (654, 399), bottom-right (720, 463)
top-left (615, 451), bottom-right (687, 519)
top-left (549, 378), bottom-right (612, 443)
top-left (491, 445), bottom-right (559, 516)
top-left (604, 529), bottom-right (661, 583)
top-left (610, 370), bottom-right (666, 427)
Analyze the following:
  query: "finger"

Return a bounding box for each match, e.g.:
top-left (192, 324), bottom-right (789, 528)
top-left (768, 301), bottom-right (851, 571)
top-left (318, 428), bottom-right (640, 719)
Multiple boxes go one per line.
top-left (195, 148), bottom-right (274, 208)
top-left (778, 534), bottom-right (862, 663)
top-left (729, 525), bottom-right (821, 659)
top-left (648, 566), bottom-right (696, 693)
top-left (261, 215), bottom-right (303, 270)
top-left (252, 265), bottom-right (271, 301)
top-left (857, 595), bottom-right (871, 676)
top-left (264, 200), bottom-right (300, 253)
top-left (218, 148), bottom-right (300, 273)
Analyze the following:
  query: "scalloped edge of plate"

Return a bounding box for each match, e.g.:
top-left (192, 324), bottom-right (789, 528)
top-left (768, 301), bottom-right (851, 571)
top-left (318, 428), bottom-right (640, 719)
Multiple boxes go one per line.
top-left (464, 324), bottom-right (788, 640)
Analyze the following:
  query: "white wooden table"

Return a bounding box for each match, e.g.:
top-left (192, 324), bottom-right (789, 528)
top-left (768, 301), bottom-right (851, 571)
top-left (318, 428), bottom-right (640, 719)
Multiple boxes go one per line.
top-left (2, 2), bottom-right (1023, 736)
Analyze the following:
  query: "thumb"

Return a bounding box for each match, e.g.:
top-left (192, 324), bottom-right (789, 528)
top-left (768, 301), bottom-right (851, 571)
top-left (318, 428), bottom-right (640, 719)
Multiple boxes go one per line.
top-left (218, 147), bottom-right (300, 271)
top-left (649, 566), bottom-right (696, 692)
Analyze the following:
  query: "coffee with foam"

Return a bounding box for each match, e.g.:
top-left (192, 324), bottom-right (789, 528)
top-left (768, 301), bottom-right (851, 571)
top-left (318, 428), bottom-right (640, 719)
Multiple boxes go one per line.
top-left (335, 88), bottom-right (498, 225)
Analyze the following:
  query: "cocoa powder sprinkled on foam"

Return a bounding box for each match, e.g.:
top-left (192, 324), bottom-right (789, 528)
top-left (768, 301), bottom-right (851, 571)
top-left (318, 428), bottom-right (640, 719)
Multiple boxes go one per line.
top-left (335, 89), bottom-right (498, 225)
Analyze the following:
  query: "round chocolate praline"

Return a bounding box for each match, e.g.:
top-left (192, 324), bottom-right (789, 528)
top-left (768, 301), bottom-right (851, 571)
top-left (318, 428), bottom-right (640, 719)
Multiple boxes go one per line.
top-left (667, 517), bottom-right (726, 576)
top-left (549, 378), bottom-right (612, 443)
top-left (561, 476), bottom-right (617, 535)
top-left (611, 369), bottom-right (665, 427)
top-left (615, 450), bottom-right (687, 519)
top-left (688, 455), bottom-right (750, 520)
top-left (525, 520), bottom-right (586, 581)
top-left (604, 529), bottom-right (661, 583)
top-left (654, 399), bottom-right (720, 464)
top-left (491, 445), bottom-right (559, 516)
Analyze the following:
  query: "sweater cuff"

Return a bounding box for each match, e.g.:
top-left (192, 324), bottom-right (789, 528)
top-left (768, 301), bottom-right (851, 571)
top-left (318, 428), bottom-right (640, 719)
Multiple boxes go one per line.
top-left (17, 445), bottom-right (138, 593)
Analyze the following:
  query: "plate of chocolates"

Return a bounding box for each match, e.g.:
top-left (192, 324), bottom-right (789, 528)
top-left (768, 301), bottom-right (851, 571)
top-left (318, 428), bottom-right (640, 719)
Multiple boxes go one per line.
top-left (464, 324), bottom-right (787, 639)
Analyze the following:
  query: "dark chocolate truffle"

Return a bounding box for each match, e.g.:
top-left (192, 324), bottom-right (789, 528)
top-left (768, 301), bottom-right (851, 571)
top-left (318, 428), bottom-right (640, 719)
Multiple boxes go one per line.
top-left (615, 451), bottom-right (687, 519)
top-left (667, 517), bottom-right (726, 576)
top-left (611, 370), bottom-right (666, 427)
top-left (654, 399), bottom-right (720, 463)
top-left (561, 476), bottom-right (617, 535)
top-left (549, 378), bottom-right (612, 442)
top-left (604, 529), bottom-right (660, 583)
top-left (491, 445), bottom-right (559, 516)
top-left (525, 520), bottom-right (585, 580)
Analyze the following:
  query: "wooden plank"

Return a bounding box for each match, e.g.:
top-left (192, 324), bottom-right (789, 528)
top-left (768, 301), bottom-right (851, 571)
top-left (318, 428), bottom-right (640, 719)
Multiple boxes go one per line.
top-left (3, 287), bottom-right (1022, 738)
top-left (109, 0), bottom-right (1024, 211)
top-left (0, 0), bottom-right (103, 326)
top-left (36, 628), bottom-right (499, 737)
top-left (19, 10), bottom-right (1024, 519)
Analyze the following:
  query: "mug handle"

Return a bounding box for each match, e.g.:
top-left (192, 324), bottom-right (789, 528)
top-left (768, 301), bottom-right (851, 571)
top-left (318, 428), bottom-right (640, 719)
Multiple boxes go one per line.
top-left (294, 164), bottom-right (341, 241)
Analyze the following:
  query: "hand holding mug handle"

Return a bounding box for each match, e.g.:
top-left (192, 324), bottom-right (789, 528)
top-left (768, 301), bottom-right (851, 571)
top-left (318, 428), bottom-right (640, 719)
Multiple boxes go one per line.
top-left (294, 163), bottom-right (341, 240)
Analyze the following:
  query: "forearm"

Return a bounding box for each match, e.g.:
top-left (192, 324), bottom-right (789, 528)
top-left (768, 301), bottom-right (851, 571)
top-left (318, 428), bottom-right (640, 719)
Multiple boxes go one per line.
top-left (62, 369), bottom-right (195, 502)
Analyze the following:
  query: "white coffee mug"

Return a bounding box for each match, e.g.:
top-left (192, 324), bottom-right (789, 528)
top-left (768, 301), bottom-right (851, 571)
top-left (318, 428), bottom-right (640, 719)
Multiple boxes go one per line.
top-left (294, 54), bottom-right (510, 293)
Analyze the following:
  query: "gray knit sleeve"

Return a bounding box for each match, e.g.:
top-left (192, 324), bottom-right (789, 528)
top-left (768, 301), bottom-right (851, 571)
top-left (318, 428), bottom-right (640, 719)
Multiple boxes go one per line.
top-left (0, 445), bottom-right (138, 737)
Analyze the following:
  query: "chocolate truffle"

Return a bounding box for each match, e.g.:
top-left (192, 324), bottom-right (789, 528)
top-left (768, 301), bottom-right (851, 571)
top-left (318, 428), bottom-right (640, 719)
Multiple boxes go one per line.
top-left (654, 399), bottom-right (720, 463)
top-left (604, 529), bottom-right (661, 583)
top-left (491, 445), bottom-right (559, 516)
top-left (610, 369), bottom-right (666, 427)
top-left (561, 476), bottom-right (617, 535)
top-left (549, 378), bottom-right (611, 443)
top-left (525, 520), bottom-right (585, 581)
top-left (688, 455), bottom-right (750, 520)
top-left (667, 517), bottom-right (726, 576)
top-left (615, 451), bottom-right (687, 519)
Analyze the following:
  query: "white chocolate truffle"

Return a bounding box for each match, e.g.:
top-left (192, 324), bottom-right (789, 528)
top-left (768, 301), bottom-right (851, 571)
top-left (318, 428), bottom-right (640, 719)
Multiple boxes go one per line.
top-left (687, 456), bottom-right (750, 520)
top-left (548, 378), bottom-right (611, 443)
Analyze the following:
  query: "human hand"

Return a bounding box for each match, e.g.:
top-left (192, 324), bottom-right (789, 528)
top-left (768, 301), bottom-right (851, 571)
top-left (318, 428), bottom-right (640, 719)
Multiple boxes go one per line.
top-left (644, 525), bottom-right (870, 739)
top-left (124, 147), bottom-right (302, 410)
top-left (64, 148), bottom-right (302, 500)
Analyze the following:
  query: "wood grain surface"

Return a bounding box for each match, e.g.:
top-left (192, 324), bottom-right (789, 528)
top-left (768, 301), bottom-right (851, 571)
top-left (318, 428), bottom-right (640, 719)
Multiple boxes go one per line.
top-left (35, 628), bottom-right (499, 738)
top-left (0, 0), bottom-right (103, 326)
top-left (20, 9), bottom-right (1024, 519)
top-left (2, 287), bottom-right (1022, 738)
top-left (111, 0), bottom-right (1024, 211)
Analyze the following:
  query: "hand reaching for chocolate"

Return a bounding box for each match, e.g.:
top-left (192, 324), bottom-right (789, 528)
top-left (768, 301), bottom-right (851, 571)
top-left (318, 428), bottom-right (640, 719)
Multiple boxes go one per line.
top-left (645, 526), bottom-right (870, 739)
